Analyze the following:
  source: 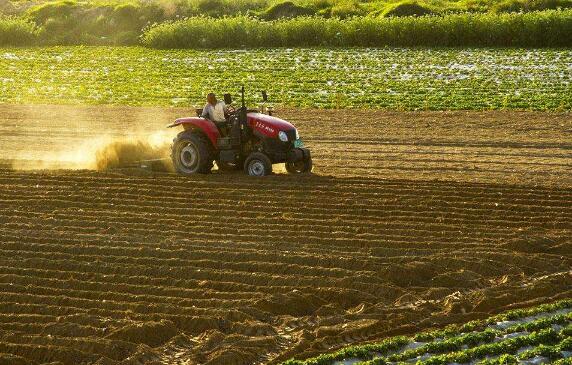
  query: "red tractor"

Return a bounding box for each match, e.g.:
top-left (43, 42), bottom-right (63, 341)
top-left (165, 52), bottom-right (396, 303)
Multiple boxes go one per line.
top-left (168, 88), bottom-right (312, 176)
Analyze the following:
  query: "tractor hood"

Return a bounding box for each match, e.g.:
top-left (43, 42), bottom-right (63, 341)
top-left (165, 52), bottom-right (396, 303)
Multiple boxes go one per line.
top-left (247, 112), bottom-right (295, 139)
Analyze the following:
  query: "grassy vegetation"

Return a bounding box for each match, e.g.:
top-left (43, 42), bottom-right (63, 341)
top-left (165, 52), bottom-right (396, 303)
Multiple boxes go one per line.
top-left (1, 47), bottom-right (571, 110)
top-left (2, 0), bottom-right (572, 46)
top-left (141, 10), bottom-right (572, 48)
top-left (280, 300), bottom-right (572, 365)
top-left (5, 0), bottom-right (572, 18)
top-left (0, 16), bottom-right (37, 45)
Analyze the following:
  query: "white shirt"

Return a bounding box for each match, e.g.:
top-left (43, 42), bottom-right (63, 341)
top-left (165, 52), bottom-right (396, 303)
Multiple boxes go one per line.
top-left (202, 101), bottom-right (227, 122)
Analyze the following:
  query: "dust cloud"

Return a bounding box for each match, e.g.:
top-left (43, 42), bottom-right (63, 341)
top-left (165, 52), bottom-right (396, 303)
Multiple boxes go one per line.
top-left (11, 131), bottom-right (174, 172)
top-left (1, 104), bottom-right (186, 172)
top-left (94, 131), bottom-right (173, 171)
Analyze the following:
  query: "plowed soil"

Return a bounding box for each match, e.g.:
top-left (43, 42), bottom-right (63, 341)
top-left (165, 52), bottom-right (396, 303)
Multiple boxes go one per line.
top-left (0, 105), bottom-right (570, 365)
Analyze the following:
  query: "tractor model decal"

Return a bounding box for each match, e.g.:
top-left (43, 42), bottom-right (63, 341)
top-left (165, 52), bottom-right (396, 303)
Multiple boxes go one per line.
top-left (255, 121), bottom-right (275, 135)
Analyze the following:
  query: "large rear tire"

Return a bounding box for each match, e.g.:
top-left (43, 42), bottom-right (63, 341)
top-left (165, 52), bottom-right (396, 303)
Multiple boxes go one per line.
top-left (286, 154), bottom-right (312, 174)
top-left (171, 132), bottom-right (213, 175)
top-left (244, 152), bottom-right (272, 177)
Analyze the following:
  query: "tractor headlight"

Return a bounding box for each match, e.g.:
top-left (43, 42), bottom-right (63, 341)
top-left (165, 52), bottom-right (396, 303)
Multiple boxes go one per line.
top-left (295, 129), bottom-right (300, 140)
top-left (278, 131), bottom-right (288, 142)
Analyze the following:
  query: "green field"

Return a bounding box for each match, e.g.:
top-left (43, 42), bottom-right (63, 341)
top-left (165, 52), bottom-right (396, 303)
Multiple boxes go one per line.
top-left (1, 47), bottom-right (571, 110)
top-left (282, 300), bottom-right (572, 365)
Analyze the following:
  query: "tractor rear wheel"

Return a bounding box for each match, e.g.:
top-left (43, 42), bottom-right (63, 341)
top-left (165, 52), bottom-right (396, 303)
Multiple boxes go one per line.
top-left (286, 154), bottom-right (312, 174)
top-left (244, 152), bottom-right (272, 177)
top-left (171, 132), bottom-right (213, 174)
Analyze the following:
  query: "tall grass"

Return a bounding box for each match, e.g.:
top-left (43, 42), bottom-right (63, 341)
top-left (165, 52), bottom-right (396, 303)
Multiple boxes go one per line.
top-left (141, 9), bottom-right (572, 48)
top-left (0, 16), bottom-right (37, 46)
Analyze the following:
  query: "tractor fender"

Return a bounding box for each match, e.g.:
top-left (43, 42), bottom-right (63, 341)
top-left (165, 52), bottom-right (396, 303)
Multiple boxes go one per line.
top-left (167, 117), bottom-right (220, 147)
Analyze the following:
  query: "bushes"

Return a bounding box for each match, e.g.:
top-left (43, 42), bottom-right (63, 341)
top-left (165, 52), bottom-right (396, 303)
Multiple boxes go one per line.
top-left (330, 0), bottom-right (365, 18)
top-left (26, 0), bottom-right (79, 24)
top-left (260, 0), bottom-right (364, 19)
top-left (191, 0), bottom-right (268, 16)
top-left (197, 0), bottom-right (225, 13)
top-left (381, 1), bottom-right (435, 17)
top-left (3, 0), bottom-right (572, 47)
top-left (23, 0), bottom-right (165, 45)
top-left (0, 16), bottom-right (37, 46)
top-left (8, 0), bottom-right (271, 45)
top-left (492, 0), bottom-right (527, 13)
top-left (261, 1), bottom-right (315, 19)
top-left (492, 0), bottom-right (572, 13)
top-left (141, 9), bottom-right (572, 48)
top-left (0, 0), bottom-right (15, 15)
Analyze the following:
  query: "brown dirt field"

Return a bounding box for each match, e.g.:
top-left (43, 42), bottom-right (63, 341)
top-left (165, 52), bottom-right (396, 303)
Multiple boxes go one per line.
top-left (0, 104), bottom-right (571, 365)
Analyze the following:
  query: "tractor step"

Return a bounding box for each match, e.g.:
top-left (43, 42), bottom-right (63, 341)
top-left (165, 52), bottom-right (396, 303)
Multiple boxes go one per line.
top-left (219, 150), bottom-right (239, 163)
top-left (217, 137), bottom-right (239, 150)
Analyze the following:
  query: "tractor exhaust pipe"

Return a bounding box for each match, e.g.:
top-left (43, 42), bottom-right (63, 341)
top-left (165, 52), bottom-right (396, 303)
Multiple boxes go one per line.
top-left (241, 85), bottom-right (245, 109)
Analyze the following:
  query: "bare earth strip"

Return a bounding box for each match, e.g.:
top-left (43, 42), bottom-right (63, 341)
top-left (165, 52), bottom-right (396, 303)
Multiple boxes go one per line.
top-left (0, 104), bottom-right (570, 365)
top-left (1, 105), bottom-right (571, 187)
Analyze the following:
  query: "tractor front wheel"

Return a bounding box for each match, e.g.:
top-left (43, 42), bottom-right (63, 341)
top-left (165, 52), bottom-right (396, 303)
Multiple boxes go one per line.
top-left (244, 152), bottom-right (272, 177)
top-left (171, 132), bottom-right (213, 175)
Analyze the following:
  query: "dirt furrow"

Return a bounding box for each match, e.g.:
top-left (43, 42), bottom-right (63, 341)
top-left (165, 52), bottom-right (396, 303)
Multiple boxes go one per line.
top-left (0, 105), bottom-right (570, 364)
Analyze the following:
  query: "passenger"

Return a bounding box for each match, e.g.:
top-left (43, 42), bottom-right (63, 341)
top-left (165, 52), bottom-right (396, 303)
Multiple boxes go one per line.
top-left (201, 93), bottom-right (227, 123)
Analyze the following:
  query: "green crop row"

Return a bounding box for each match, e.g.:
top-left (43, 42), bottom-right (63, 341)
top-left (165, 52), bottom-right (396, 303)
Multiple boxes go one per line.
top-left (1, 47), bottom-right (572, 111)
top-left (416, 301), bottom-right (572, 341)
top-left (384, 313), bottom-right (571, 363)
top-left (478, 337), bottom-right (572, 365)
top-left (280, 300), bottom-right (571, 365)
top-left (383, 330), bottom-right (498, 362)
top-left (281, 336), bottom-right (410, 365)
top-left (507, 312), bottom-right (572, 333)
top-left (361, 327), bottom-right (566, 365)
top-left (520, 335), bottom-right (572, 358)
top-left (476, 328), bottom-right (572, 364)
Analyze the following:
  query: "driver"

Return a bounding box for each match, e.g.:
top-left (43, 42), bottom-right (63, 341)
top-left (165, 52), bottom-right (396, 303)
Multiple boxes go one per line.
top-left (201, 93), bottom-right (227, 124)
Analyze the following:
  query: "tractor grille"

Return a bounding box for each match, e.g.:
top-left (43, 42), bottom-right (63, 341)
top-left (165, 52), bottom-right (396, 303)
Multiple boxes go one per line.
top-left (261, 129), bottom-right (297, 162)
top-left (264, 138), bottom-right (291, 153)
